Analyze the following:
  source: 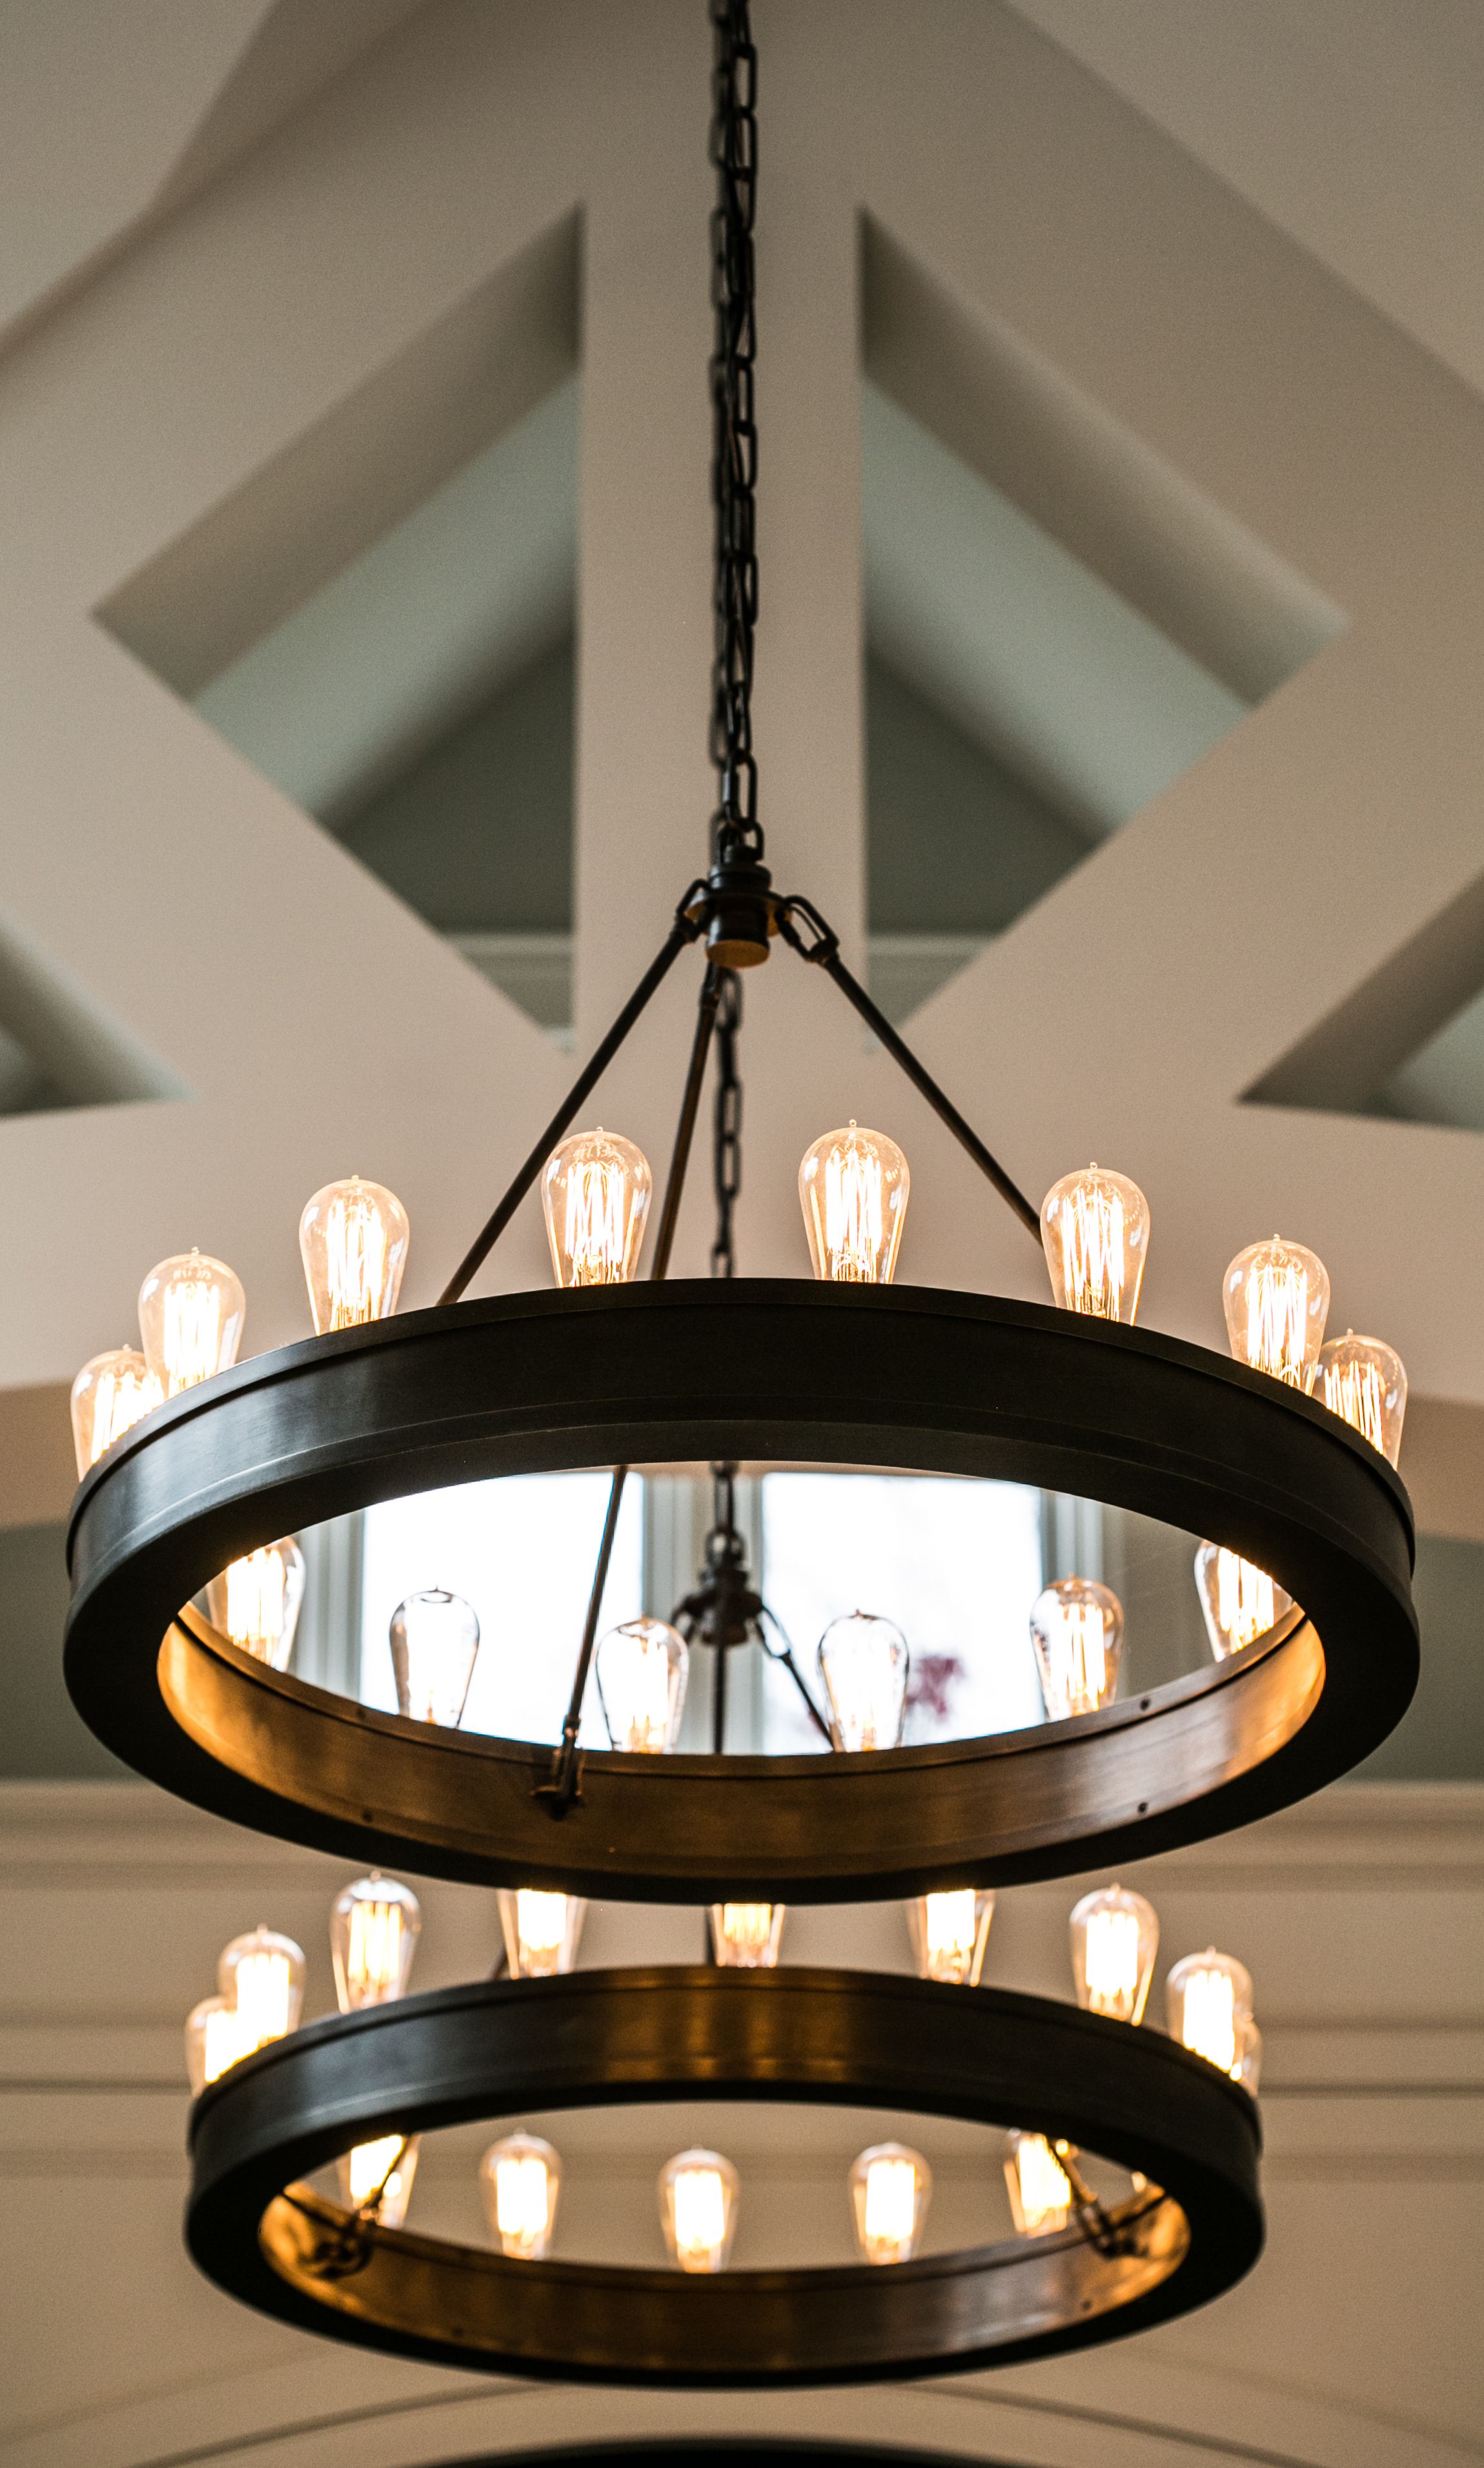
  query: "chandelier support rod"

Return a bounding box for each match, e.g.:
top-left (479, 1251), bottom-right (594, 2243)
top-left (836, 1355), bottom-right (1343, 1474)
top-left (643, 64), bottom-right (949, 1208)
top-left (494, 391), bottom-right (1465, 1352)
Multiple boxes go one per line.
top-left (777, 896), bottom-right (1044, 1247)
top-left (542, 964), bottom-right (726, 1812)
top-left (437, 903), bottom-right (704, 1306)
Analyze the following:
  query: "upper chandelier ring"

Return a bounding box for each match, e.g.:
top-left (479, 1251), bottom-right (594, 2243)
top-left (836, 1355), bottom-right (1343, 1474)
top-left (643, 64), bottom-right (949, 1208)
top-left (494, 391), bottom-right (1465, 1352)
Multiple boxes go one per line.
top-left (64, 1278), bottom-right (1417, 1901)
top-left (185, 1964), bottom-right (1263, 2387)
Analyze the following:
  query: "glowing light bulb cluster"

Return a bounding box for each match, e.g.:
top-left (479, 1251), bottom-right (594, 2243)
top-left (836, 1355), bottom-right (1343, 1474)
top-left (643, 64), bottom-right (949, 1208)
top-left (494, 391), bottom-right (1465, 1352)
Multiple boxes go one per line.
top-left (906, 1887), bottom-right (995, 1987)
top-left (542, 1127), bottom-right (652, 1287)
top-left (480, 2132), bottom-right (562, 2258)
top-left (205, 1538), bottom-right (305, 1671)
top-left (709, 1902), bottom-right (786, 1967)
top-left (1069, 1882), bottom-right (1158, 2024)
top-left (1167, 1948), bottom-right (1261, 2091)
top-left (74, 1179), bottom-right (412, 1480)
top-left (1028, 1576), bottom-right (1123, 1720)
top-left (660, 2147), bottom-right (739, 2273)
top-left (817, 1611), bottom-right (909, 1750)
top-left (1194, 1542), bottom-right (1292, 1661)
top-left (389, 1587), bottom-right (481, 1726)
top-left (498, 1888), bottom-right (587, 1978)
top-left (185, 1922), bottom-right (306, 2095)
top-left (595, 1616), bottom-right (689, 1752)
top-left (138, 1249), bottom-right (246, 1398)
top-left (69, 1347), bottom-right (163, 1475)
top-left (299, 1176), bottom-right (409, 1332)
top-left (849, 2142), bottom-right (931, 2266)
top-left (1004, 2131), bottom-right (1075, 2236)
top-left (1040, 1163), bottom-right (1150, 1323)
top-left (798, 1121), bottom-right (910, 1284)
top-left (331, 1874), bottom-right (422, 2010)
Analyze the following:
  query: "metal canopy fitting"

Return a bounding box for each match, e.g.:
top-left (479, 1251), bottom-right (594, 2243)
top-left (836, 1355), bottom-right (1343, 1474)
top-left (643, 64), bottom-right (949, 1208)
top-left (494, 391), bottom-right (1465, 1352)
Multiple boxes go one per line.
top-left (185, 1966), bottom-right (1264, 2387)
top-left (64, 1279), bottom-right (1417, 1901)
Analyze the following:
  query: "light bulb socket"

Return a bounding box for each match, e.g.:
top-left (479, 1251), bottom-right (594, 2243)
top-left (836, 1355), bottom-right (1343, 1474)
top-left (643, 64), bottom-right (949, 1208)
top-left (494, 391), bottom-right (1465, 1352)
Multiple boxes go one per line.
top-left (696, 857), bottom-right (775, 969)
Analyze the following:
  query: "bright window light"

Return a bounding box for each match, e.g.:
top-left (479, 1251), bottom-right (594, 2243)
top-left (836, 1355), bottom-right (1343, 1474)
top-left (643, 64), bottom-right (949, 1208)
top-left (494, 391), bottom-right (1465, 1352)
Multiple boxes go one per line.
top-left (760, 1474), bottom-right (1044, 1748)
top-left (359, 1474), bottom-right (644, 1744)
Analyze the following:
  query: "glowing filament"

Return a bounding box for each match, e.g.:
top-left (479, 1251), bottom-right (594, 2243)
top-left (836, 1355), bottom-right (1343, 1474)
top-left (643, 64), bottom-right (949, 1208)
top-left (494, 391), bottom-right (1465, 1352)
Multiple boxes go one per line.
top-left (202, 2001), bottom-right (248, 2085)
top-left (710, 1902), bottom-right (784, 1967)
top-left (325, 1188), bottom-right (389, 1327)
top-left (1323, 1352), bottom-right (1383, 1447)
top-left (346, 2136), bottom-right (409, 2209)
top-left (862, 2157), bottom-right (917, 2262)
top-left (516, 1890), bottom-right (567, 1964)
top-left (542, 1128), bottom-right (651, 1288)
top-left (348, 1901), bottom-right (405, 2000)
top-left (1218, 1551), bottom-right (1275, 1651)
top-left (1030, 1579), bottom-right (1123, 1721)
top-left (1223, 1236), bottom-right (1329, 1389)
top-left (234, 1946), bottom-right (294, 2045)
top-left (1180, 1966), bottom-right (1238, 2074)
top-left (496, 2154), bottom-right (553, 2252)
top-left (1007, 2133), bottom-right (1073, 2234)
top-left (224, 1548), bottom-right (289, 1657)
top-left (799, 1123), bottom-right (909, 1285)
top-left (1084, 1906), bottom-right (1142, 2015)
top-left (672, 2165), bottom-right (727, 2268)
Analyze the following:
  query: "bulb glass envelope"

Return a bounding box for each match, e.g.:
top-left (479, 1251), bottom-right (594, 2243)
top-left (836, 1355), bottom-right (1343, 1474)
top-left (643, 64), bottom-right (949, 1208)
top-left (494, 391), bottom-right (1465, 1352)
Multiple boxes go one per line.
top-left (596, 1617), bottom-right (688, 1751)
top-left (139, 1250), bottom-right (245, 1396)
top-left (660, 2146), bottom-right (739, 2273)
top-left (389, 1588), bottom-right (480, 1726)
top-left (206, 1540), bottom-right (305, 1672)
top-left (300, 1177), bottom-right (409, 1333)
top-left (849, 2141), bottom-right (931, 2265)
top-left (1194, 1542), bottom-right (1293, 1662)
top-left (217, 1925), bottom-right (305, 2046)
top-left (70, 1347), bottom-right (162, 1475)
top-left (339, 2134), bottom-right (419, 2227)
top-left (480, 2132), bottom-right (562, 2259)
top-left (907, 1888), bottom-right (994, 1986)
top-left (1166, 1949), bottom-right (1261, 2091)
top-left (542, 1128), bottom-right (652, 1288)
top-left (709, 1902), bottom-right (786, 1966)
top-left (1030, 1576), bottom-right (1123, 1719)
top-left (1004, 2130), bottom-right (1076, 2235)
top-left (799, 1123), bottom-right (909, 1284)
top-left (1069, 1882), bottom-right (1158, 2024)
top-left (1311, 1330), bottom-right (1407, 1467)
top-left (1040, 1165), bottom-right (1149, 1323)
top-left (498, 1889), bottom-right (587, 1978)
top-left (817, 1611), bottom-right (909, 1749)
top-left (1222, 1236), bottom-right (1329, 1389)
top-left (331, 1874), bottom-right (421, 2010)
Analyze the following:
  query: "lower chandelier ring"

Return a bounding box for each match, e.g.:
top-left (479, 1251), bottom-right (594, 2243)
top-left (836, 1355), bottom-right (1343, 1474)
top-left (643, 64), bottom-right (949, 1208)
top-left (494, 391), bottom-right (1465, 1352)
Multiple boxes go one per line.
top-left (65, 1280), bottom-right (1418, 1899)
top-left (186, 1966), bottom-right (1264, 2387)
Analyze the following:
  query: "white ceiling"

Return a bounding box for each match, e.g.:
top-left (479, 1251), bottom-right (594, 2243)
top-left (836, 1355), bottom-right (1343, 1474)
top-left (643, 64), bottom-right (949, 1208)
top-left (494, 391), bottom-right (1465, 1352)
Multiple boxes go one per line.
top-left (1006, 0), bottom-right (1484, 403)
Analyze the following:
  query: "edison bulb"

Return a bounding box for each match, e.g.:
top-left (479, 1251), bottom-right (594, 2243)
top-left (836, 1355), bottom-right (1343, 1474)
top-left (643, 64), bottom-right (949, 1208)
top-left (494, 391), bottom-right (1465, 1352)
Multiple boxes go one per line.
top-left (1194, 1542), bottom-right (1292, 1662)
top-left (659, 2148), bottom-right (738, 2273)
top-left (216, 1924), bottom-right (305, 2050)
top-left (709, 1902), bottom-right (786, 1968)
top-left (299, 1176), bottom-right (409, 1333)
top-left (389, 1589), bottom-right (480, 1727)
top-left (338, 2134), bottom-right (419, 2227)
top-left (1029, 1577), bottom-right (1123, 1720)
top-left (798, 1121), bottom-right (910, 1285)
top-left (138, 1250), bottom-right (245, 1396)
top-left (205, 1539), bottom-right (305, 1671)
top-left (849, 2142), bottom-right (931, 2266)
top-left (70, 1347), bottom-right (163, 1475)
top-left (1166, 1948), bottom-right (1255, 2083)
top-left (541, 1127), bottom-right (651, 1287)
top-left (817, 1611), bottom-right (909, 1751)
top-left (1069, 1882), bottom-right (1159, 2024)
top-left (497, 1888), bottom-right (587, 1979)
top-left (480, 2132), bottom-right (562, 2259)
top-left (184, 1993), bottom-right (249, 2095)
top-left (331, 1873), bottom-right (421, 2011)
top-left (1040, 1164), bottom-right (1150, 1324)
top-left (1004, 2131), bottom-right (1075, 2236)
top-left (1223, 1235), bottom-right (1329, 1388)
top-left (907, 1888), bottom-right (995, 1987)
top-left (1311, 1329), bottom-right (1407, 1467)
top-left (595, 1617), bottom-right (688, 1752)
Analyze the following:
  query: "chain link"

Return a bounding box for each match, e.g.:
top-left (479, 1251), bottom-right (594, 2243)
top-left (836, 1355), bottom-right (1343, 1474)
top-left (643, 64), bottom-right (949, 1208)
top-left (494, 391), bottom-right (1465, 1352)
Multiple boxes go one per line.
top-left (709, 0), bottom-right (762, 869)
top-left (711, 970), bottom-right (742, 1276)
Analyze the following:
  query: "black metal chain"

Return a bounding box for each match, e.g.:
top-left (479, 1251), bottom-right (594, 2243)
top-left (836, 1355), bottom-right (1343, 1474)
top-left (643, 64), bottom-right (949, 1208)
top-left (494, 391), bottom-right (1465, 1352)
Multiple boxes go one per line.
top-left (709, 0), bottom-right (762, 870)
top-left (711, 971), bottom-right (742, 1276)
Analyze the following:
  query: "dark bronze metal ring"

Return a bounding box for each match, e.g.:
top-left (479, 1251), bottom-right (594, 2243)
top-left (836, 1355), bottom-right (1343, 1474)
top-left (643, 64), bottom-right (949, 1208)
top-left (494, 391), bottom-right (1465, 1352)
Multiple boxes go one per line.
top-left (65, 1280), bottom-right (1416, 1899)
top-left (185, 1965), bottom-right (1264, 2387)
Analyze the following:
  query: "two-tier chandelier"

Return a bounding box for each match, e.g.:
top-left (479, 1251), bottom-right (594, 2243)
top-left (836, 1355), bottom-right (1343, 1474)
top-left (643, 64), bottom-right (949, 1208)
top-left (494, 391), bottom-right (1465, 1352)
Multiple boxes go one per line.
top-left (63, 0), bottom-right (1416, 2389)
